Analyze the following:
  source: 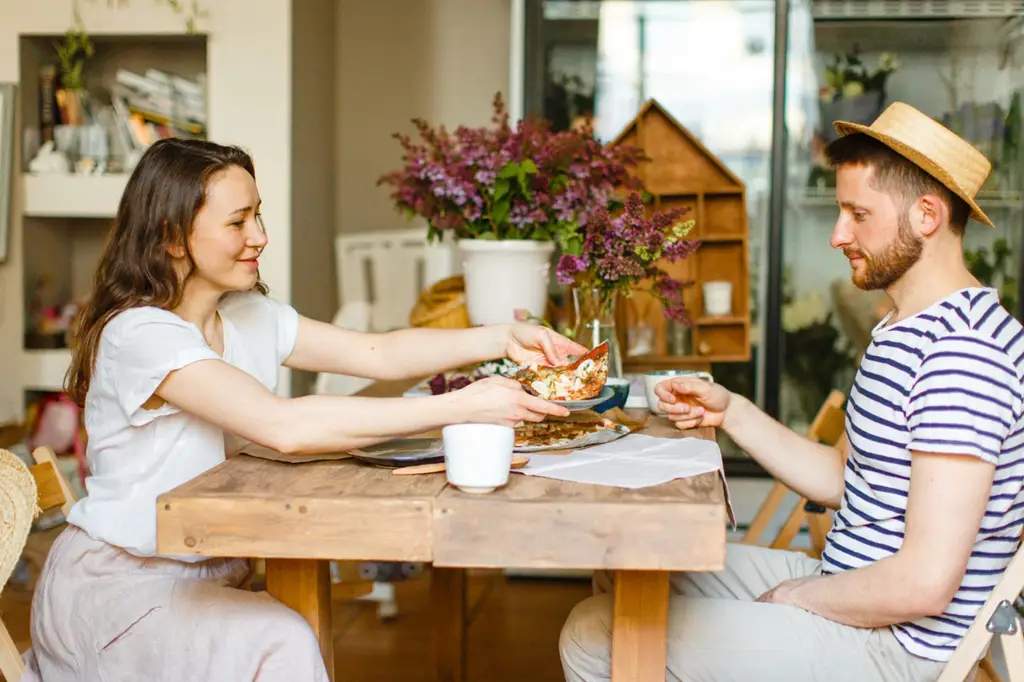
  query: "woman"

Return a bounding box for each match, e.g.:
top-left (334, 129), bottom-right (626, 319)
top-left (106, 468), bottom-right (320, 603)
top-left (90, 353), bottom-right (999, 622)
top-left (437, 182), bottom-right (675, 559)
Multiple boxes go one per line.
top-left (27, 138), bottom-right (583, 682)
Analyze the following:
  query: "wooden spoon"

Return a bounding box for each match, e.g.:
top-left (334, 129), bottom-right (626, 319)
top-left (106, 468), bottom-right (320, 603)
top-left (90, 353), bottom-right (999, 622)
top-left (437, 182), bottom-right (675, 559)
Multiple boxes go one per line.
top-left (392, 455), bottom-right (530, 476)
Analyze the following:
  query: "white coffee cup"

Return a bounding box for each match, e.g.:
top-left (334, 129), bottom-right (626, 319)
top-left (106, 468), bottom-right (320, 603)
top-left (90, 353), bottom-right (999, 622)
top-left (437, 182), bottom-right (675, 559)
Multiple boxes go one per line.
top-left (643, 370), bottom-right (714, 416)
top-left (703, 281), bottom-right (733, 316)
top-left (441, 424), bottom-right (514, 494)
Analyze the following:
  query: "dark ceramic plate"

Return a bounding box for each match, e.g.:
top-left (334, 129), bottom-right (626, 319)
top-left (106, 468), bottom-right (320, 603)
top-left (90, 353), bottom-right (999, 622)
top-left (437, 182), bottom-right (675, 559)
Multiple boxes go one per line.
top-left (349, 438), bottom-right (445, 468)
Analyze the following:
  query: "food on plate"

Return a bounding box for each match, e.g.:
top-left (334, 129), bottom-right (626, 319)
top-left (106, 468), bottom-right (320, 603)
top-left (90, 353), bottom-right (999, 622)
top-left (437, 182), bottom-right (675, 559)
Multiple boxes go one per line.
top-left (515, 342), bottom-right (608, 401)
top-left (514, 412), bottom-right (617, 448)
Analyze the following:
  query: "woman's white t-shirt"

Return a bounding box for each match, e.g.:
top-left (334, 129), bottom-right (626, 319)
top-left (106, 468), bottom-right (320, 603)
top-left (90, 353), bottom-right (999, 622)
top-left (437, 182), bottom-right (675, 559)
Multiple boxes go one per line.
top-left (66, 291), bottom-right (299, 560)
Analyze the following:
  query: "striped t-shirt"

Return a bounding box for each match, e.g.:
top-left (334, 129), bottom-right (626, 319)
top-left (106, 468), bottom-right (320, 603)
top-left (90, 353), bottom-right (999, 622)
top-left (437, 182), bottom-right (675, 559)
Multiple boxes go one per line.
top-left (822, 286), bottom-right (1024, 662)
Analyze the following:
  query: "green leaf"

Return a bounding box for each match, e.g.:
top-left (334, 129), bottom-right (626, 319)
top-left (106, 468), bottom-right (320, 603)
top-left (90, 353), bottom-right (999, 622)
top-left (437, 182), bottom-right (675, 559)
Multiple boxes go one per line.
top-left (521, 159), bottom-right (538, 174)
top-left (476, 232), bottom-right (497, 240)
top-left (491, 197), bottom-right (511, 226)
top-left (493, 177), bottom-right (510, 201)
top-left (566, 236), bottom-right (583, 256)
top-left (516, 169), bottom-right (531, 197)
top-left (497, 162), bottom-right (520, 179)
top-left (529, 227), bottom-right (550, 240)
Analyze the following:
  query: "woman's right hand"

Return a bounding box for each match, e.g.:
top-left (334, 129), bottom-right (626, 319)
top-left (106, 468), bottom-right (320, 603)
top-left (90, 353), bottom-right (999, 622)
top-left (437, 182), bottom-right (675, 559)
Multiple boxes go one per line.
top-left (449, 376), bottom-right (570, 427)
top-left (653, 377), bottom-right (732, 430)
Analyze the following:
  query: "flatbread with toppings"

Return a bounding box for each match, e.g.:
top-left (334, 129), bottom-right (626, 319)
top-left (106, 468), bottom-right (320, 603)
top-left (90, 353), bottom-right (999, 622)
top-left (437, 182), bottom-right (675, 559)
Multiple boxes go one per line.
top-left (514, 415), bottom-right (617, 448)
top-left (515, 343), bottom-right (609, 401)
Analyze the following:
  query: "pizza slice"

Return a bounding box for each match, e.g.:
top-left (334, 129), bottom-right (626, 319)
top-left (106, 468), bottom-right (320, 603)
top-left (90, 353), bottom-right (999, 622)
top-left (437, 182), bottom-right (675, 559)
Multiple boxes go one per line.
top-left (515, 342), bottom-right (609, 401)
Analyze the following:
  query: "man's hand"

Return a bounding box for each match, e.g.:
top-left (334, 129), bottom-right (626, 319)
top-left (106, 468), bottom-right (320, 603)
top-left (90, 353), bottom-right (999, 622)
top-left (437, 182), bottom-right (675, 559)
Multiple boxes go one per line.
top-left (654, 377), bottom-right (732, 429)
top-left (756, 575), bottom-right (825, 608)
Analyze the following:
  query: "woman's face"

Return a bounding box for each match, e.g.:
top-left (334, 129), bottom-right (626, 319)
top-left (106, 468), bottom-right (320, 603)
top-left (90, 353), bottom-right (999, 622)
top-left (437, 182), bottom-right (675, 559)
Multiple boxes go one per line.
top-left (186, 165), bottom-right (268, 294)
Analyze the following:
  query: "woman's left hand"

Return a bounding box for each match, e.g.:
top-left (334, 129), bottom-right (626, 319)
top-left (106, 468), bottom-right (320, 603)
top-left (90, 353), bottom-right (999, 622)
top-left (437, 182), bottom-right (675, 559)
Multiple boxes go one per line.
top-left (505, 323), bottom-right (588, 367)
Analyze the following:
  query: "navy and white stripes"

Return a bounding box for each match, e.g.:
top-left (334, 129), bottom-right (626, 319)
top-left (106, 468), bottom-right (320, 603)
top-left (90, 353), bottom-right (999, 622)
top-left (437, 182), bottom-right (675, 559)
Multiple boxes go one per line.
top-left (821, 287), bottom-right (1024, 662)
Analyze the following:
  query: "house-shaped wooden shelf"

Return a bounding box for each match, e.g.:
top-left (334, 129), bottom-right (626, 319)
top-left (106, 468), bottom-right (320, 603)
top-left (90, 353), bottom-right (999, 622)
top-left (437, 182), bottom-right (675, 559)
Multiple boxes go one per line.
top-left (608, 99), bottom-right (751, 371)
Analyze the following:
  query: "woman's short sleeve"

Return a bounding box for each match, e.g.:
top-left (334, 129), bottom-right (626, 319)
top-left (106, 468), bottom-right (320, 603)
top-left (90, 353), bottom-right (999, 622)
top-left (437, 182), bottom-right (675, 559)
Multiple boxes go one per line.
top-left (104, 308), bottom-right (221, 426)
top-left (264, 296), bottom-right (299, 364)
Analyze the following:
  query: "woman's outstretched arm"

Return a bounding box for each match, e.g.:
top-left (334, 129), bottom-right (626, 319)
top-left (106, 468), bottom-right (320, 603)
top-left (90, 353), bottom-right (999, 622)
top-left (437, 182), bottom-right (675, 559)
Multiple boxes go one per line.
top-left (154, 358), bottom-right (568, 455)
top-left (284, 315), bottom-right (585, 381)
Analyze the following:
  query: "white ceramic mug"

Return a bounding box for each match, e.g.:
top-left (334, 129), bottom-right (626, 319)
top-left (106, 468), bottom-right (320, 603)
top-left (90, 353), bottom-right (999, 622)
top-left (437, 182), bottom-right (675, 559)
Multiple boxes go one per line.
top-left (441, 423), bottom-right (514, 494)
top-left (703, 281), bottom-right (733, 316)
top-left (643, 370), bottom-right (714, 416)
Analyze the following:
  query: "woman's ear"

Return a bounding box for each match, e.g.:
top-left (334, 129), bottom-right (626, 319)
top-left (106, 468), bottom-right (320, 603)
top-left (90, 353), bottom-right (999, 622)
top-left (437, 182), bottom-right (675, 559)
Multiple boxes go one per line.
top-left (163, 220), bottom-right (186, 258)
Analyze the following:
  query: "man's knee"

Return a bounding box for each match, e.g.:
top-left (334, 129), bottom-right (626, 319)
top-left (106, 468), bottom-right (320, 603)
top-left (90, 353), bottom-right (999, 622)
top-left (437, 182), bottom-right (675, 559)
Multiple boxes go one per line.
top-left (559, 594), bottom-right (614, 679)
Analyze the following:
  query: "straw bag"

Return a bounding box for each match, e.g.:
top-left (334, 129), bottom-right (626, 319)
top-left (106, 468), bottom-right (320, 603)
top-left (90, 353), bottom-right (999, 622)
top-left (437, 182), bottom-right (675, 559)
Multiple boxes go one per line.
top-left (409, 275), bottom-right (471, 329)
top-left (0, 449), bottom-right (39, 597)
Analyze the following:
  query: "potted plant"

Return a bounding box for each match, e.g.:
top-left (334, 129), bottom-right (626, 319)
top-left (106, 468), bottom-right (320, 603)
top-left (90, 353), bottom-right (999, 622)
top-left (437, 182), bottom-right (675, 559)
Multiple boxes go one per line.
top-left (810, 49), bottom-right (899, 187)
top-left (555, 191), bottom-right (700, 377)
top-left (378, 93), bottom-right (645, 326)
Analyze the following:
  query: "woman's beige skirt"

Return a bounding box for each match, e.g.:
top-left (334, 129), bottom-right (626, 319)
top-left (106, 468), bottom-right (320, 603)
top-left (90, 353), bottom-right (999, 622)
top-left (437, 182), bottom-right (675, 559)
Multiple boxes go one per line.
top-left (22, 525), bottom-right (329, 682)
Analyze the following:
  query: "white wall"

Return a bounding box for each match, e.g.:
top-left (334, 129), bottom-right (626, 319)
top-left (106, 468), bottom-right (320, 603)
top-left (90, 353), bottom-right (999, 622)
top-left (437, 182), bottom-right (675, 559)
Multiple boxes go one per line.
top-left (335, 0), bottom-right (512, 237)
top-left (291, 0), bottom-right (337, 395)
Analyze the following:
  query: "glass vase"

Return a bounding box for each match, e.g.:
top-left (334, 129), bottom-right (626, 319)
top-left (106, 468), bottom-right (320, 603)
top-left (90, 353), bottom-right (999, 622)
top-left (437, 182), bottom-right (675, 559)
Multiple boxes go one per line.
top-left (572, 287), bottom-right (623, 378)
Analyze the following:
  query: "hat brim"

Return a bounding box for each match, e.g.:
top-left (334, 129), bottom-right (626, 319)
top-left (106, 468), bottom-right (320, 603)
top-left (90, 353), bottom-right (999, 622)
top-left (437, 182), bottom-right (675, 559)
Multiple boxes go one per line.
top-left (833, 119), bottom-right (994, 228)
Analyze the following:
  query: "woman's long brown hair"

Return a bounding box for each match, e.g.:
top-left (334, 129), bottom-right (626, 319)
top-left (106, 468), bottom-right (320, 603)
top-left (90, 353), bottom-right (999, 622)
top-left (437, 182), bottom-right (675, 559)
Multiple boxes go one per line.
top-left (65, 137), bottom-right (268, 406)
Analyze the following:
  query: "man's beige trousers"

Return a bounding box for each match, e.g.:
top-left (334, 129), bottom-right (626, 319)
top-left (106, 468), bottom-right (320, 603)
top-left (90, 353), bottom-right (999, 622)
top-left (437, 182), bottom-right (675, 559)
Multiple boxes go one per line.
top-left (559, 544), bottom-right (947, 682)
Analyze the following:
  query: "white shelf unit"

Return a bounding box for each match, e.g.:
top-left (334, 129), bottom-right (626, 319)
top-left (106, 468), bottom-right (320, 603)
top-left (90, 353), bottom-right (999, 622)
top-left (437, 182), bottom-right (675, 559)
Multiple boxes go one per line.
top-left (21, 348), bottom-right (73, 393)
top-left (0, 0), bottom-right (338, 425)
top-left (22, 173), bottom-right (129, 218)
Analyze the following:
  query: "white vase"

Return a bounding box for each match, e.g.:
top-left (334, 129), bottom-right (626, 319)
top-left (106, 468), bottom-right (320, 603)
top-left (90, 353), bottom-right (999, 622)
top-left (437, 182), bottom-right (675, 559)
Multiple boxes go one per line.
top-left (457, 239), bottom-right (555, 326)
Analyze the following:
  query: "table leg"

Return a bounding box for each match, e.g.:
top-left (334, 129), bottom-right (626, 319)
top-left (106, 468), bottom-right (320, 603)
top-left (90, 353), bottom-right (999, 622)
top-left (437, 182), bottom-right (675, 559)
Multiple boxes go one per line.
top-left (431, 567), bottom-right (467, 682)
top-left (266, 558), bottom-right (335, 682)
top-left (611, 570), bottom-right (670, 682)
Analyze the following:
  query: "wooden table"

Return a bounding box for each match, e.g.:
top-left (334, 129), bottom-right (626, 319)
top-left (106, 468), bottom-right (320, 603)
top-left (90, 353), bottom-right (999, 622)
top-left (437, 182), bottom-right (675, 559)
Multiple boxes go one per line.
top-left (156, 383), bottom-right (728, 682)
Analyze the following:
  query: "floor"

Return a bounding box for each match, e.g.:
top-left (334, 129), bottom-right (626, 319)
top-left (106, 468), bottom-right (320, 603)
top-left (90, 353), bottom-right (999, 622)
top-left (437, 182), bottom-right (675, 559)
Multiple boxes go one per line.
top-left (0, 525), bottom-right (593, 682)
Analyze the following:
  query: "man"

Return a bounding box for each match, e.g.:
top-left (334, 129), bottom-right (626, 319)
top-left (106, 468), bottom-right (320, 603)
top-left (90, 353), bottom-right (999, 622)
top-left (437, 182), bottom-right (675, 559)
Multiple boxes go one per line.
top-left (559, 102), bottom-right (1024, 681)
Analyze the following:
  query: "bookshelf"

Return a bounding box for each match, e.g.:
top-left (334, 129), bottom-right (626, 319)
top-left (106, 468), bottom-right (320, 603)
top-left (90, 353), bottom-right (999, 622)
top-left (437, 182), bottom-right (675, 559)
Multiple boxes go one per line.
top-left (0, 0), bottom-right (338, 424)
top-left (607, 99), bottom-right (752, 372)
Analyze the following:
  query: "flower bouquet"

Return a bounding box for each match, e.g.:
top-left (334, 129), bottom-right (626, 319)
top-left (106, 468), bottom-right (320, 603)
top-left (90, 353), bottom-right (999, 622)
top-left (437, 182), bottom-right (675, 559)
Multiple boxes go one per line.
top-left (377, 93), bottom-right (647, 326)
top-left (377, 92), bottom-right (644, 244)
top-left (555, 191), bottom-right (701, 375)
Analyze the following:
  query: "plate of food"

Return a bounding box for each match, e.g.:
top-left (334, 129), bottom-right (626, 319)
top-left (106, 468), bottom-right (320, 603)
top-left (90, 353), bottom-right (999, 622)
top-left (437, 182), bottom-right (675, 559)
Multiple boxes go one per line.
top-left (515, 342), bottom-right (610, 411)
top-left (514, 412), bottom-right (630, 452)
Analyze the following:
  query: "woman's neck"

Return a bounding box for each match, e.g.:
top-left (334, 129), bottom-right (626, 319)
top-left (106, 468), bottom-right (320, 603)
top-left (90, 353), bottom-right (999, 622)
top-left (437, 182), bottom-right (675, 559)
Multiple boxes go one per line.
top-left (172, 286), bottom-right (225, 347)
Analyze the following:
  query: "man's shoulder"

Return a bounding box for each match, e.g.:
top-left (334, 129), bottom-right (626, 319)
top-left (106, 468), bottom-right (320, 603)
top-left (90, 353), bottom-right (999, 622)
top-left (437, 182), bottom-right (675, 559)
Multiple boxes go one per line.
top-left (912, 288), bottom-right (1016, 359)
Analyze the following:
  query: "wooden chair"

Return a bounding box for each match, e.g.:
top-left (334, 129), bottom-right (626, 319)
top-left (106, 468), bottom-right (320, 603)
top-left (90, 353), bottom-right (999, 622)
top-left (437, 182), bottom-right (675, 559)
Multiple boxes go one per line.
top-left (0, 452), bottom-right (69, 681)
top-left (938, 525), bottom-right (1024, 682)
top-left (741, 390), bottom-right (847, 558)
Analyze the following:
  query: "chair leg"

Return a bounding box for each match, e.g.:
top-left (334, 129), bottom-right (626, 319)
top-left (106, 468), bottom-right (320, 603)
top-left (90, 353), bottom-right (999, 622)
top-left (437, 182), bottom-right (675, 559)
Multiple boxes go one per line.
top-left (978, 652), bottom-right (1002, 682)
top-left (1003, 626), bottom-right (1023, 682)
top-left (0, 618), bottom-right (25, 682)
top-left (770, 500), bottom-right (807, 551)
top-left (807, 510), bottom-right (832, 559)
top-left (742, 481), bottom-right (789, 545)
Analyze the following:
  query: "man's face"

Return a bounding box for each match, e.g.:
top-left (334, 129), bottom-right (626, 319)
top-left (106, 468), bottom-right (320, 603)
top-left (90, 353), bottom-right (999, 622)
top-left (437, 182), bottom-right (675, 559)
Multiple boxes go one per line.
top-left (831, 163), bottom-right (923, 291)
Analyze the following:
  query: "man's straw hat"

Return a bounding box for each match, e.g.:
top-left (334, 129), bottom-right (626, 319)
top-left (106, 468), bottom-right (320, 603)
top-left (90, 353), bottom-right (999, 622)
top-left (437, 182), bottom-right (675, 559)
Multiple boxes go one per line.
top-left (833, 101), bottom-right (994, 227)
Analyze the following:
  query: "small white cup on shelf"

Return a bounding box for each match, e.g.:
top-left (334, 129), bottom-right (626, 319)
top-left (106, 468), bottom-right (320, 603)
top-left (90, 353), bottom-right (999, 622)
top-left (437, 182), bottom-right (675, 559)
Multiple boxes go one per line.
top-left (441, 423), bottom-right (514, 494)
top-left (702, 281), bottom-right (733, 316)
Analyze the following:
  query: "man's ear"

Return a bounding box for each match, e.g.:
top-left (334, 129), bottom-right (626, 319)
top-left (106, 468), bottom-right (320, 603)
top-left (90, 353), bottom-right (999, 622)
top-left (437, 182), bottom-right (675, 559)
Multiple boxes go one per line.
top-left (914, 194), bottom-right (946, 237)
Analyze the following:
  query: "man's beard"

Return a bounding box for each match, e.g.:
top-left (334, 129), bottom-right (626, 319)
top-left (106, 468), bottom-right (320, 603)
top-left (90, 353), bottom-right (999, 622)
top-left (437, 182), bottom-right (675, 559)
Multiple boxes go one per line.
top-left (844, 212), bottom-right (923, 291)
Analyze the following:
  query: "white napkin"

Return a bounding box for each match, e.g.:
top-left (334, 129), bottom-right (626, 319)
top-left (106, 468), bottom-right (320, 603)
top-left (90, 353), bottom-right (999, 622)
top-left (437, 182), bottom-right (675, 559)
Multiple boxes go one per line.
top-left (518, 433), bottom-right (724, 488)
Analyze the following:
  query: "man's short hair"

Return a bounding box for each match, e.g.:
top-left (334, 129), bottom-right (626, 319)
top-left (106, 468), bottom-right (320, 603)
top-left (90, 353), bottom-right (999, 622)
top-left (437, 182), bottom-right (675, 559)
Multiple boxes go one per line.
top-left (825, 133), bottom-right (971, 236)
